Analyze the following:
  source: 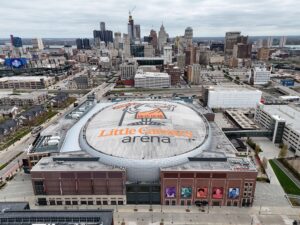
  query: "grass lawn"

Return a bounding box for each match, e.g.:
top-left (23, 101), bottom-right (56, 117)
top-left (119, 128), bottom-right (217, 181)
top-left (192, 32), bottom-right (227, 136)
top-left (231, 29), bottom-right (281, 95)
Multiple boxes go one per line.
top-left (269, 159), bottom-right (300, 195)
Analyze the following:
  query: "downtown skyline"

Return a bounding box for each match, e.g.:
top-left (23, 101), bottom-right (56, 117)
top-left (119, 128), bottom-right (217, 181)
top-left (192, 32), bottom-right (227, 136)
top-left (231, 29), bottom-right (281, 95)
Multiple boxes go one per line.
top-left (0, 0), bottom-right (300, 38)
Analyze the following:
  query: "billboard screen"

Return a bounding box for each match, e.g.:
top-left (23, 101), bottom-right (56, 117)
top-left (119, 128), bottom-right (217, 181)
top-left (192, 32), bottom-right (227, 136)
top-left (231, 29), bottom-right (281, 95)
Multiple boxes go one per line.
top-left (228, 188), bottom-right (240, 199)
top-left (5, 58), bottom-right (27, 68)
top-left (196, 187), bottom-right (208, 198)
top-left (165, 187), bottom-right (176, 198)
top-left (212, 187), bottom-right (223, 199)
top-left (181, 187), bottom-right (192, 198)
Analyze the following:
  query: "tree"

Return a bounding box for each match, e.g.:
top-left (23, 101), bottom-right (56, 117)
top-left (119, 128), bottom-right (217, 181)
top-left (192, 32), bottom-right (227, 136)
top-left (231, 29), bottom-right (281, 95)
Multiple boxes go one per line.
top-left (278, 144), bottom-right (288, 158)
top-left (262, 157), bottom-right (268, 169)
top-left (255, 144), bottom-right (261, 155)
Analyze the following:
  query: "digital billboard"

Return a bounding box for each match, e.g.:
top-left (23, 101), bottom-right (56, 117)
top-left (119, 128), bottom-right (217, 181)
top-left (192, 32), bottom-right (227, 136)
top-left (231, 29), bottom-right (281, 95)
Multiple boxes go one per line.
top-left (212, 187), bottom-right (223, 199)
top-left (196, 187), bottom-right (208, 198)
top-left (165, 187), bottom-right (176, 198)
top-left (4, 58), bottom-right (27, 68)
top-left (228, 188), bottom-right (240, 199)
top-left (181, 187), bottom-right (192, 198)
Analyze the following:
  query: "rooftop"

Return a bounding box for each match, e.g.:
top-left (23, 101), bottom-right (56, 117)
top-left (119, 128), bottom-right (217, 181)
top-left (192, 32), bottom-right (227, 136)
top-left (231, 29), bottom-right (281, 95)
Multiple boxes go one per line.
top-left (31, 152), bottom-right (125, 172)
top-left (135, 72), bottom-right (170, 79)
top-left (161, 157), bottom-right (256, 172)
top-left (0, 76), bottom-right (53, 82)
top-left (259, 103), bottom-right (300, 133)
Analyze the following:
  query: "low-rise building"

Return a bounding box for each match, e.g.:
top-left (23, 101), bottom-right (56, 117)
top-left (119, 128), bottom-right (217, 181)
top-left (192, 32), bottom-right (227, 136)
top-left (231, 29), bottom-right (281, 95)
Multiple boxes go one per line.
top-left (255, 104), bottom-right (300, 155)
top-left (203, 85), bottom-right (262, 109)
top-left (0, 91), bottom-right (48, 107)
top-left (134, 72), bottom-right (170, 88)
top-left (0, 76), bottom-right (55, 89)
top-left (249, 66), bottom-right (271, 85)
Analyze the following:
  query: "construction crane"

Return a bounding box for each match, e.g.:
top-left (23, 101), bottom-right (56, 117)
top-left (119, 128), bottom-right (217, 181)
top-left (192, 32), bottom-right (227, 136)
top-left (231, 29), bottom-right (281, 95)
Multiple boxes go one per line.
top-left (129, 6), bottom-right (136, 16)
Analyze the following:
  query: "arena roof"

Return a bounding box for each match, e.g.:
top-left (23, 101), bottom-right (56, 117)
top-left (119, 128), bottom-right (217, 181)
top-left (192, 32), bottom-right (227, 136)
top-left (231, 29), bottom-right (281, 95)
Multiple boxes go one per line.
top-left (83, 101), bottom-right (210, 160)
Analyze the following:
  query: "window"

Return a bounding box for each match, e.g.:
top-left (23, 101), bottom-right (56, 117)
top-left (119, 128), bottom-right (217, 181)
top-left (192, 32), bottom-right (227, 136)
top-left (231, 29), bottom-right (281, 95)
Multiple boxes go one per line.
top-left (165, 200), bottom-right (170, 205)
top-left (118, 201), bottom-right (123, 205)
top-left (171, 200), bottom-right (176, 205)
top-left (72, 201), bottom-right (78, 205)
top-left (81, 201), bottom-right (87, 205)
top-left (88, 201), bottom-right (93, 205)
top-left (56, 201), bottom-right (62, 205)
top-left (65, 201), bottom-right (71, 205)
top-left (103, 201), bottom-right (108, 205)
top-left (96, 201), bottom-right (102, 205)
top-left (111, 201), bottom-right (117, 205)
top-left (49, 200), bottom-right (55, 205)
top-left (180, 200), bottom-right (185, 205)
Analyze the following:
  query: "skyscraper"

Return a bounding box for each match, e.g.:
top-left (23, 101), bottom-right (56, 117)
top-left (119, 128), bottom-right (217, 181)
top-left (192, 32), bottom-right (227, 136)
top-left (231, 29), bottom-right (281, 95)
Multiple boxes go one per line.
top-left (93, 22), bottom-right (113, 45)
top-left (32, 38), bottom-right (44, 50)
top-left (134, 24), bottom-right (141, 40)
top-left (224, 32), bottom-right (241, 57)
top-left (184, 27), bottom-right (193, 47)
top-left (83, 38), bottom-right (91, 49)
top-left (76, 39), bottom-right (83, 49)
top-left (158, 24), bottom-right (168, 53)
top-left (114, 32), bottom-right (122, 49)
top-left (100, 22), bottom-right (106, 32)
top-left (12, 36), bottom-right (23, 48)
top-left (149, 29), bottom-right (158, 52)
top-left (128, 13), bottom-right (135, 42)
top-left (279, 36), bottom-right (287, 48)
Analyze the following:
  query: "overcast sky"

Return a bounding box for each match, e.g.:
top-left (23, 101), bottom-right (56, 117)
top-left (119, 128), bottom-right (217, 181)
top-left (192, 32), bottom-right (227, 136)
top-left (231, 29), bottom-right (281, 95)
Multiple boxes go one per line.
top-left (0, 0), bottom-right (300, 38)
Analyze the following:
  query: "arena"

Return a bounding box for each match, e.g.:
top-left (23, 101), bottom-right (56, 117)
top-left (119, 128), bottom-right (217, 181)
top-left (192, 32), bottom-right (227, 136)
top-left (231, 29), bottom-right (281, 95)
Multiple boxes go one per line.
top-left (30, 99), bottom-right (257, 207)
top-left (80, 100), bottom-right (211, 182)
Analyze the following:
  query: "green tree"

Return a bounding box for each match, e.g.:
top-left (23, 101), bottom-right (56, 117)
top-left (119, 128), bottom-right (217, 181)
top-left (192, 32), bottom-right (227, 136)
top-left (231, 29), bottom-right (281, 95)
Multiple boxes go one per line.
top-left (255, 144), bottom-right (261, 155)
top-left (278, 144), bottom-right (288, 158)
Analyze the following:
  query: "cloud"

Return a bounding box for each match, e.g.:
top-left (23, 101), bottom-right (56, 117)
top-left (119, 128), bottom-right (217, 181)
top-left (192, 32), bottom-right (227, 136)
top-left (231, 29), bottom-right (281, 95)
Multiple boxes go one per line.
top-left (0, 0), bottom-right (299, 38)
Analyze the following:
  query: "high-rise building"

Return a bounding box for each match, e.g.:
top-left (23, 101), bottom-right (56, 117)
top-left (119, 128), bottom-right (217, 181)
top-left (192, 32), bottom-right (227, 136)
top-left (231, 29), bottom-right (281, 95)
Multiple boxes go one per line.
top-left (12, 36), bottom-right (23, 48)
top-left (279, 36), bottom-right (287, 48)
top-left (267, 37), bottom-right (273, 48)
top-left (32, 38), bottom-right (44, 50)
top-left (165, 64), bottom-right (181, 86)
top-left (233, 43), bottom-right (252, 59)
top-left (83, 38), bottom-right (91, 49)
top-left (100, 22), bottom-right (106, 31)
top-left (158, 24), bottom-right (168, 53)
top-left (149, 30), bottom-right (158, 51)
top-left (163, 46), bottom-right (172, 65)
top-left (76, 38), bottom-right (83, 49)
top-left (134, 25), bottom-right (141, 40)
top-left (187, 64), bottom-right (201, 84)
top-left (184, 27), bottom-right (193, 47)
top-left (144, 44), bottom-right (155, 57)
top-left (257, 48), bottom-right (270, 61)
top-left (128, 13), bottom-right (135, 42)
top-left (123, 33), bottom-right (131, 58)
top-left (224, 32), bottom-right (241, 57)
top-left (114, 32), bottom-right (122, 49)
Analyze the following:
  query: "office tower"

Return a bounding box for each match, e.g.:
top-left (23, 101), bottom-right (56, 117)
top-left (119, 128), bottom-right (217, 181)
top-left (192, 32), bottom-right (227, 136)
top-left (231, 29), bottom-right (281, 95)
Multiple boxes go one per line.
top-left (12, 36), bottom-right (23, 48)
top-left (128, 13), bottom-right (135, 42)
top-left (163, 46), bottom-right (172, 65)
top-left (257, 48), bottom-right (270, 61)
top-left (249, 66), bottom-right (271, 85)
top-left (93, 29), bottom-right (113, 45)
top-left (100, 22), bottom-right (106, 31)
top-left (184, 27), bottom-right (193, 47)
top-left (83, 38), bottom-right (91, 49)
top-left (233, 43), bottom-right (252, 59)
top-left (279, 36), bottom-right (287, 48)
top-left (224, 32), bottom-right (241, 57)
top-left (76, 39), bottom-right (83, 49)
top-left (32, 38), bottom-right (44, 50)
top-left (158, 24), bottom-right (168, 53)
top-left (165, 64), bottom-right (181, 86)
top-left (114, 32), bottom-right (122, 49)
top-left (134, 24), bottom-right (141, 40)
top-left (267, 37), bottom-right (273, 48)
top-left (149, 30), bottom-right (158, 51)
top-left (123, 33), bottom-right (131, 58)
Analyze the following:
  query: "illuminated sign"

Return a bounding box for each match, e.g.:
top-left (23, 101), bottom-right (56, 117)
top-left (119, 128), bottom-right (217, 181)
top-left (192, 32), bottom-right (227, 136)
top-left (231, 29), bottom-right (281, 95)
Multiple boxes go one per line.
top-left (4, 58), bottom-right (27, 68)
